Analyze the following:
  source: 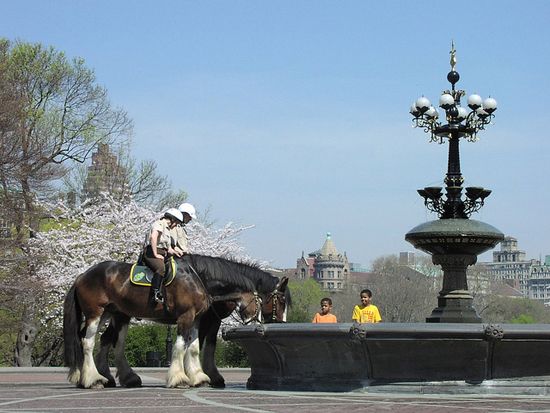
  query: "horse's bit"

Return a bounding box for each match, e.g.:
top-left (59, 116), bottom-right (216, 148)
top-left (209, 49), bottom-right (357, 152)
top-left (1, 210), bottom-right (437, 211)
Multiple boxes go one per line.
top-left (238, 291), bottom-right (263, 325)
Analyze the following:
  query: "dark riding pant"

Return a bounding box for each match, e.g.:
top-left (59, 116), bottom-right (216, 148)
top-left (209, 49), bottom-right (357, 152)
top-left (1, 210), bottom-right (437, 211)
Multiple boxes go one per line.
top-left (143, 246), bottom-right (167, 277)
top-left (143, 246), bottom-right (168, 302)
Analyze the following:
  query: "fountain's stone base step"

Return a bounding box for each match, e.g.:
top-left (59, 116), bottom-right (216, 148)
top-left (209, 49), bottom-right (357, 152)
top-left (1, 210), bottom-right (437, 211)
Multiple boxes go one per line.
top-left (224, 323), bottom-right (550, 392)
top-left (361, 377), bottom-right (550, 396)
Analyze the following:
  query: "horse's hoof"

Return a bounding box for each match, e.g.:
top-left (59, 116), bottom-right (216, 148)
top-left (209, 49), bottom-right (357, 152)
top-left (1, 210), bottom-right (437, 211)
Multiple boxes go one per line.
top-left (104, 379), bottom-right (117, 388)
top-left (166, 381), bottom-right (189, 388)
top-left (189, 374), bottom-right (210, 387)
top-left (191, 381), bottom-right (211, 388)
top-left (166, 371), bottom-right (190, 388)
top-left (121, 375), bottom-right (142, 388)
top-left (90, 382), bottom-right (105, 389)
top-left (189, 372), bottom-right (210, 387)
top-left (79, 374), bottom-right (109, 389)
top-left (209, 379), bottom-right (226, 389)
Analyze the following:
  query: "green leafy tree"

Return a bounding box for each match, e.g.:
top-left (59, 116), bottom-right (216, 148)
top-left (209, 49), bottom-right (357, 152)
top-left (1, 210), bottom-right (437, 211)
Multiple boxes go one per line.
top-left (0, 39), bottom-right (132, 238)
top-left (124, 324), bottom-right (170, 366)
top-left (0, 38), bottom-right (132, 366)
top-left (287, 278), bottom-right (324, 323)
top-left (214, 339), bottom-right (249, 368)
top-left (510, 314), bottom-right (536, 324)
top-left (481, 297), bottom-right (550, 324)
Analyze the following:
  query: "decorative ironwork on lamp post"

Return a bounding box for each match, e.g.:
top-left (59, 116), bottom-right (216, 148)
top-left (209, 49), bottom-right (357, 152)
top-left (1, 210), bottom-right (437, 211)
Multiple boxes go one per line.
top-left (410, 42), bottom-right (497, 219)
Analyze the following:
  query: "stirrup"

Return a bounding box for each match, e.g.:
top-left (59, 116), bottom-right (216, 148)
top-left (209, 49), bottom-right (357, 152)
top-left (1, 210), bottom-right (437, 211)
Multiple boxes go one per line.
top-left (154, 290), bottom-right (164, 303)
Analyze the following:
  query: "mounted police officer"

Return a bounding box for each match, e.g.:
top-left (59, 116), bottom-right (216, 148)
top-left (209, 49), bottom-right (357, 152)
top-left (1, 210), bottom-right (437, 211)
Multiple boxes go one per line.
top-left (171, 202), bottom-right (197, 257)
top-left (143, 208), bottom-right (184, 303)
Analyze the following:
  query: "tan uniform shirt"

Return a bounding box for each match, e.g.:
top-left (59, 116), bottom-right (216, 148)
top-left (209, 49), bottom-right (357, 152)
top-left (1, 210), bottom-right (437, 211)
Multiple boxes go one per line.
top-left (144, 219), bottom-right (173, 250)
top-left (171, 225), bottom-right (188, 253)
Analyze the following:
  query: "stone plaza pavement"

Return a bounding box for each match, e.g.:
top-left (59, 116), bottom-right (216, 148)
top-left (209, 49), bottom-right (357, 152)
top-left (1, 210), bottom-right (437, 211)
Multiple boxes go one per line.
top-left (1, 368), bottom-right (550, 412)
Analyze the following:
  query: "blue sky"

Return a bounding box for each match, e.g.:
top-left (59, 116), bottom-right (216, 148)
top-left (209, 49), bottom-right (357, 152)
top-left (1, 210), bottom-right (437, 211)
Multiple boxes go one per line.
top-left (2, 1), bottom-right (549, 268)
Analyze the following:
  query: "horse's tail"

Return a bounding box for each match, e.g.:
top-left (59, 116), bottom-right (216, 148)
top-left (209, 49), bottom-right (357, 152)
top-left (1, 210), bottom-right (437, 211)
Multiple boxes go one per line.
top-left (63, 283), bottom-right (83, 383)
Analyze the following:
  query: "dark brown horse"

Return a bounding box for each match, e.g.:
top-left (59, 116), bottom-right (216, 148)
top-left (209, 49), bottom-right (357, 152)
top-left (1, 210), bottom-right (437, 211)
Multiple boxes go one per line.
top-left (198, 265), bottom-right (290, 387)
top-left (63, 254), bottom-right (266, 389)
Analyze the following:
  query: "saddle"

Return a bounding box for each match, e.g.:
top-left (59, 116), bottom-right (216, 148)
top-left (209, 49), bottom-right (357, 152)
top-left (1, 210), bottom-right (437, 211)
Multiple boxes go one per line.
top-left (130, 256), bottom-right (177, 287)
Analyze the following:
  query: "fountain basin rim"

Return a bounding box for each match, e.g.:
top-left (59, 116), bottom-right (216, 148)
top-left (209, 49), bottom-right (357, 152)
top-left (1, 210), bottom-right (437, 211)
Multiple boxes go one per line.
top-left (405, 219), bottom-right (504, 255)
top-left (405, 218), bottom-right (504, 238)
top-left (225, 323), bottom-right (550, 391)
top-left (224, 322), bottom-right (550, 340)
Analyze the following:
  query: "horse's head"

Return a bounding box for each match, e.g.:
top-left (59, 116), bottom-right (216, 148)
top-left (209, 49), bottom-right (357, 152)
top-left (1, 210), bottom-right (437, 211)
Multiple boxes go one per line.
top-left (261, 276), bottom-right (289, 323)
top-left (235, 291), bottom-right (262, 325)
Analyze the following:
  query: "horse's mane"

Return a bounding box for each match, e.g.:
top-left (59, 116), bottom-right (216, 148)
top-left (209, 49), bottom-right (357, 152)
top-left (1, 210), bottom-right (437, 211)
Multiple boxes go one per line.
top-left (181, 254), bottom-right (258, 292)
top-left (183, 254), bottom-right (291, 305)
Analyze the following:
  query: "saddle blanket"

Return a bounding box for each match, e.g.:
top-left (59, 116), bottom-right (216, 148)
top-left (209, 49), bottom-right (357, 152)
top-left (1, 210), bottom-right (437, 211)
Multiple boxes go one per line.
top-left (130, 257), bottom-right (177, 287)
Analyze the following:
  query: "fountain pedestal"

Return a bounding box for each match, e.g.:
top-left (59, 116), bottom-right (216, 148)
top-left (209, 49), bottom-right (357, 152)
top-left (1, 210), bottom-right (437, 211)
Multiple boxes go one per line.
top-left (405, 218), bottom-right (504, 323)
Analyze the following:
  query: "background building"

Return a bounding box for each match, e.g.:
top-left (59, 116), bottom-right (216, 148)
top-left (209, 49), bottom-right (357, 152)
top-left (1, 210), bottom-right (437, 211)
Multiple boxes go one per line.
top-left (481, 236), bottom-right (550, 302)
top-left (83, 143), bottom-right (129, 200)
top-left (528, 256), bottom-right (550, 303)
top-left (287, 233), bottom-right (364, 291)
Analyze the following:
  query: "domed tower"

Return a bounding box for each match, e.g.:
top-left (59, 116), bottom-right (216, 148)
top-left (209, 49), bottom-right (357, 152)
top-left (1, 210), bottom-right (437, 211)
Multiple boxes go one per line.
top-left (313, 233), bottom-right (349, 291)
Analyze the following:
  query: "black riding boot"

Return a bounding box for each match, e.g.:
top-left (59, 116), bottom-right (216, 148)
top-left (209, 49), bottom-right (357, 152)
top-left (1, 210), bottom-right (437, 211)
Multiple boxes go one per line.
top-left (151, 273), bottom-right (164, 303)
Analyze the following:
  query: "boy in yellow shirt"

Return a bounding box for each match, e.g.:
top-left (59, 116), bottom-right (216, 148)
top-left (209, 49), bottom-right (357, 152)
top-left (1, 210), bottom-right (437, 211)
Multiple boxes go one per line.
top-left (352, 289), bottom-right (381, 323)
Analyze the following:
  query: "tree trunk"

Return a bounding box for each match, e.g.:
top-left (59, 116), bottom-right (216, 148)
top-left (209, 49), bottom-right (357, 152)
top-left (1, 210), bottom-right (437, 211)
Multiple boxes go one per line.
top-left (14, 307), bottom-right (37, 367)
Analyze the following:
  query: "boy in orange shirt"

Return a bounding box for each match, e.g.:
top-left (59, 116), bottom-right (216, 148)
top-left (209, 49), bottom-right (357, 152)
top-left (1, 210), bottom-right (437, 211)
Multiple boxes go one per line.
top-left (312, 298), bottom-right (337, 323)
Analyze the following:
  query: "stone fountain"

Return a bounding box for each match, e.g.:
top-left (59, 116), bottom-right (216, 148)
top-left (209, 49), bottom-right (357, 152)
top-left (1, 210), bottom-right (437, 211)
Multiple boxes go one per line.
top-left (224, 46), bottom-right (550, 392)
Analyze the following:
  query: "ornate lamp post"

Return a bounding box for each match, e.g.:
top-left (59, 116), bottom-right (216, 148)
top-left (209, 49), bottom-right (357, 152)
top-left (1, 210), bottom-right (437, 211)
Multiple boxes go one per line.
top-left (405, 44), bottom-right (504, 323)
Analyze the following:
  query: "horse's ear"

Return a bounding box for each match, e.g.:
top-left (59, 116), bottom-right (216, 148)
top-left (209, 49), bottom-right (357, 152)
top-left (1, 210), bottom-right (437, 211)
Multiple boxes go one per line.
top-left (277, 276), bottom-right (289, 291)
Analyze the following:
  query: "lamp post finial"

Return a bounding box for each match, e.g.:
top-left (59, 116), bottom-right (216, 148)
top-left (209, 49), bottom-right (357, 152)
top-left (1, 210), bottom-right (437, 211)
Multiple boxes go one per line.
top-left (450, 41), bottom-right (457, 72)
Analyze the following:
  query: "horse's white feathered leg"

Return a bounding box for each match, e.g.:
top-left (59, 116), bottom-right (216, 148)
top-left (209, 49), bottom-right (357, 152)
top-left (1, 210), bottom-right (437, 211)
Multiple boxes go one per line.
top-left (166, 335), bottom-right (190, 387)
top-left (80, 318), bottom-right (109, 388)
top-left (67, 368), bottom-right (81, 385)
top-left (184, 326), bottom-right (210, 386)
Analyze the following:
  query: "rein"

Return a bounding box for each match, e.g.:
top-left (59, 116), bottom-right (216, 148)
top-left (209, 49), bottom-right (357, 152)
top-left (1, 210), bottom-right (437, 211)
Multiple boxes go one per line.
top-left (186, 261), bottom-right (207, 291)
top-left (211, 292), bottom-right (244, 302)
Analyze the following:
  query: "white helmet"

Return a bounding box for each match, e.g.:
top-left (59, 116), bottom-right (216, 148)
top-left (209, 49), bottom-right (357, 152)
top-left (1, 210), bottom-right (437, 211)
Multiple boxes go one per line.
top-left (178, 203), bottom-right (197, 219)
top-left (164, 208), bottom-right (184, 224)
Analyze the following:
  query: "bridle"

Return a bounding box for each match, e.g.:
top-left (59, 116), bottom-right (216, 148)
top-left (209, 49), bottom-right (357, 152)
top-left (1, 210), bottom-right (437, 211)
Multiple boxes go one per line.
top-left (238, 291), bottom-right (262, 325)
top-left (264, 287), bottom-right (286, 322)
top-left (211, 291), bottom-right (263, 326)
